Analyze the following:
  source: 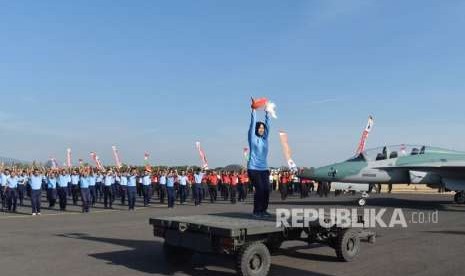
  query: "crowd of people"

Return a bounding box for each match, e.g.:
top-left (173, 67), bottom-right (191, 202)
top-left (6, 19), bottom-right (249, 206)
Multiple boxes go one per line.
top-left (0, 166), bottom-right (325, 216)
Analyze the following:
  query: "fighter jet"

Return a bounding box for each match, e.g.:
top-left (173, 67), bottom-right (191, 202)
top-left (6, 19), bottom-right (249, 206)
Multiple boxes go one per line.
top-left (300, 144), bottom-right (465, 205)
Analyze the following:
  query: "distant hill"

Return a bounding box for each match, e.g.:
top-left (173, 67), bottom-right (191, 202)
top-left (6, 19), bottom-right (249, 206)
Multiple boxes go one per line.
top-left (0, 156), bottom-right (29, 166)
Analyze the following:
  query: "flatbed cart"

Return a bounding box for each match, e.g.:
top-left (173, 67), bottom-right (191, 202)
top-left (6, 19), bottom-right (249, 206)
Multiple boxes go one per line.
top-left (149, 212), bottom-right (376, 276)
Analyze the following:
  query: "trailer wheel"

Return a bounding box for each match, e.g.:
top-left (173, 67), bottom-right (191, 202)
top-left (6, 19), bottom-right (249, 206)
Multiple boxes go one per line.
top-left (163, 242), bottom-right (193, 266)
top-left (236, 242), bottom-right (271, 276)
top-left (335, 229), bottom-right (361, 262)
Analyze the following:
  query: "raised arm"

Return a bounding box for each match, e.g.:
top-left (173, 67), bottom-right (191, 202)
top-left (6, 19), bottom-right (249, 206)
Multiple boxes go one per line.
top-left (264, 111), bottom-right (271, 140)
top-left (249, 109), bottom-right (257, 141)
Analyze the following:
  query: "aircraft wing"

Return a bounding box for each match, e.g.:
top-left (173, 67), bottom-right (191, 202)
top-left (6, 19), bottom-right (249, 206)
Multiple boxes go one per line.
top-left (374, 165), bottom-right (465, 177)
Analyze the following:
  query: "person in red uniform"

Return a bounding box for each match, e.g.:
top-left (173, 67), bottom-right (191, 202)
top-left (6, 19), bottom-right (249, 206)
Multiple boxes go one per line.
top-left (279, 172), bottom-right (290, 200)
top-left (230, 171), bottom-right (239, 204)
top-left (208, 171), bottom-right (218, 203)
top-left (238, 170), bottom-right (249, 202)
top-left (221, 172), bottom-right (230, 201)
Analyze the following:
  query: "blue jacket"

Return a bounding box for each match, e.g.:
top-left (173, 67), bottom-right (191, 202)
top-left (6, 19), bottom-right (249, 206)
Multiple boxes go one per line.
top-left (247, 110), bottom-right (270, 171)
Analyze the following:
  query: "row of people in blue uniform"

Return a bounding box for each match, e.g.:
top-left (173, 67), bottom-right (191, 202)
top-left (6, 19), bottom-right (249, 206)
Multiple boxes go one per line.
top-left (0, 167), bottom-right (211, 215)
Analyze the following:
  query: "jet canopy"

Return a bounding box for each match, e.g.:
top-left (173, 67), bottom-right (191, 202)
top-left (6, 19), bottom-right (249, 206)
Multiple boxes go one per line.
top-left (347, 145), bottom-right (464, 162)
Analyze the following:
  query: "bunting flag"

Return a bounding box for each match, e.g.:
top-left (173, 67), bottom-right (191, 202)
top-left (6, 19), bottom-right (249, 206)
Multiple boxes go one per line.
top-left (144, 152), bottom-right (152, 172)
top-left (279, 131), bottom-right (297, 171)
top-left (112, 146), bottom-right (122, 169)
top-left (90, 152), bottom-right (104, 170)
top-left (66, 148), bottom-right (72, 168)
top-left (355, 115), bottom-right (374, 155)
top-left (195, 142), bottom-right (209, 170)
top-left (50, 157), bottom-right (58, 169)
top-left (243, 147), bottom-right (250, 162)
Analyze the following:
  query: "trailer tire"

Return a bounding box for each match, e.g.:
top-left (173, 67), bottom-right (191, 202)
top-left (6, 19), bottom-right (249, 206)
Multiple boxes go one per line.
top-left (163, 242), bottom-right (193, 266)
top-left (236, 242), bottom-right (271, 276)
top-left (335, 229), bottom-right (361, 262)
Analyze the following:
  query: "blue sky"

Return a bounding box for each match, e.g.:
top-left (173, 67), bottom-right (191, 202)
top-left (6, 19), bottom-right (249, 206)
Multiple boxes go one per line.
top-left (0, 0), bottom-right (464, 167)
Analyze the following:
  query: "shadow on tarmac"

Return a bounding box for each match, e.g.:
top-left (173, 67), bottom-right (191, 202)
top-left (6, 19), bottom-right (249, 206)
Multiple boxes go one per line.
top-left (423, 230), bottom-right (465, 236)
top-left (57, 233), bottom-right (335, 276)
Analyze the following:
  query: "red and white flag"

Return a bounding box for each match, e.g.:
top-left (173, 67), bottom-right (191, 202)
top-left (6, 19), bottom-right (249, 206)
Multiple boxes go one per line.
top-left (112, 146), bottom-right (122, 169)
top-left (90, 152), bottom-right (104, 170)
top-left (66, 148), bottom-right (72, 168)
top-left (355, 116), bottom-right (374, 155)
top-left (144, 152), bottom-right (152, 172)
top-left (279, 131), bottom-right (297, 171)
top-left (195, 142), bottom-right (209, 170)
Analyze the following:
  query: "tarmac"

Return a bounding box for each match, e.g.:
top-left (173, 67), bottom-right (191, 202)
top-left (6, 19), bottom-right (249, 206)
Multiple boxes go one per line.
top-left (0, 191), bottom-right (463, 276)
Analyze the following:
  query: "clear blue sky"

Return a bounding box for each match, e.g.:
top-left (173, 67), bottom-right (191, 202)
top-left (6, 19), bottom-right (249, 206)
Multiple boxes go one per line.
top-left (0, 0), bottom-right (464, 167)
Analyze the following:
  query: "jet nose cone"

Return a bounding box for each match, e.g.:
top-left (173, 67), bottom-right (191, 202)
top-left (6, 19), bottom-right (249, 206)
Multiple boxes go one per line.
top-left (299, 167), bottom-right (315, 179)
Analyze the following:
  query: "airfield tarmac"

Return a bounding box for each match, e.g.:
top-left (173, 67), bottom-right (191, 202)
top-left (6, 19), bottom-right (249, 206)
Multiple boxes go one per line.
top-left (0, 192), bottom-right (463, 276)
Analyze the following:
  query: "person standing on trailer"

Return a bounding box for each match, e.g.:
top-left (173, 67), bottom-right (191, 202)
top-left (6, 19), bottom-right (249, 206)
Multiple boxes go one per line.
top-left (247, 99), bottom-right (272, 218)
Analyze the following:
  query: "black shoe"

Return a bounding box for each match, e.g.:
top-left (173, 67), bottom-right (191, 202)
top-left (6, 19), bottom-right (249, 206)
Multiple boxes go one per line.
top-left (262, 211), bottom-right (272, 218)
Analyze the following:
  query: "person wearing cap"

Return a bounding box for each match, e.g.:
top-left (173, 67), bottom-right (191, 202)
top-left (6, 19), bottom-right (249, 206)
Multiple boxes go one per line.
top-left (166, 170), bottom-right (176, 208)
top-left (119, 171), bottom-right (128, 206)
top-left (177, 170), bottom-right (189, 204)
top-left (29, 169), bottom-right (44, 216)
top-left (0, 169), bottom-right (9, 211)
top-left (17, 170), bottom-right (28, 207)
top-left (79, 170), bottom-right (91, 213)
top-left (88, 170), bottom-right (97, 206)
top-left (127, 170), bottom-right (137, 210)
top-left (142, 170), bottom-right (152, 207)
top-left (158, 171), bottom-right (167, 204)
top-left (103, 170), bottom-right (114, 209)
top-left (207, 171), bottom-right (218, 203)
top-left (46, 172), bottom-right (58, 208)
top-left (57, 170), bottom-right (69, 211)
top-left (5, 170), bottom-right (18, 213)
top-left (193, 169), bottom-right (205, 206)
top-left (70, 170), bottom-right (80, 205)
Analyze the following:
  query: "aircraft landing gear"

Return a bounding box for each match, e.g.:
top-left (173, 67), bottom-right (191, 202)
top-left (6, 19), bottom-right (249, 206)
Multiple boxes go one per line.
top-left (454, 191), bottom-right (465, 204)
top-left (357, 192), bottom-right (369, 207)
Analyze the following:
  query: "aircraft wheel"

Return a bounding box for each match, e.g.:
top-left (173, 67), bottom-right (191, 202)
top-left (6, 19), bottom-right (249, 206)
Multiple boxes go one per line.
top-left (454, 191), bottom-right (465, 204)
top-left (357, 198), bottom-right (367, 206)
